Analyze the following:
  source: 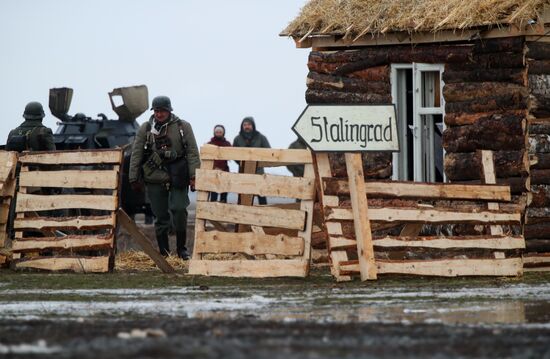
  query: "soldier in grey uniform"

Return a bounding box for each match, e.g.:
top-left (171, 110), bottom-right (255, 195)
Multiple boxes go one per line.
top-left (129, 96), bottom-right (200, 259)
top-left (6, 102), bottom-right (56, 152)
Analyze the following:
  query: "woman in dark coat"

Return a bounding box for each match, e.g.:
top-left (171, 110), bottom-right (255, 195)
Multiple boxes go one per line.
top-left (208, 125), bottom-right (231, 203)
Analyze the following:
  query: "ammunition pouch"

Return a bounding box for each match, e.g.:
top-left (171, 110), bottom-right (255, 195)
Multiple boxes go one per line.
top-left (141, 151), bottom-right (170, 184)
top-left (167, 155), bottom-right (189, 189)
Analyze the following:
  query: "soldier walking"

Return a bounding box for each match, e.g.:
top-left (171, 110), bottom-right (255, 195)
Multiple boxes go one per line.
top-left (6, 102), bottom-right (55, 152)
top-left (129, 96), bottom-right (200, 259)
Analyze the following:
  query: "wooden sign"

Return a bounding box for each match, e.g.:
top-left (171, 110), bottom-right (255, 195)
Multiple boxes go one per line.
top-left (292, 105), bottom-right (399, 152)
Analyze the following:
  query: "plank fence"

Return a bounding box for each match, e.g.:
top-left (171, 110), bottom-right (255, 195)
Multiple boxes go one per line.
top-left (0, 151), bottom-right (18, 266)
top-left (316, 150), bottom-right (526, 281)
top-left (189, 145), bottom-right (316, 277)
top-left (11, 149), bottom-right (122, 273)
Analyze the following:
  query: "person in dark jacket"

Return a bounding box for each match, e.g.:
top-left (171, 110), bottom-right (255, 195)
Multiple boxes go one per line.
top-left (208, 125), bottom-right (231, 203)
top-left (232, 116), bottom-right (270, 205)
top-left (286, 137), bottom-right (307, 177)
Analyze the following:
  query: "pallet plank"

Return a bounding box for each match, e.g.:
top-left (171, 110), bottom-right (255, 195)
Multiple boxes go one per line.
top-left (196, 169), bottom-right (315, 200)
top-left (327, 207), bottom-right (521, 224)
top-left (200, 145), bottom-right (312, 164)
top-left (340, 258), bottom-right (523, 277)
top-left (323, 179), bottom-right (512, 202)
top-left (12, 235), bottom-right (113, 253)
top-left (18, 149), bottom-right (122, 165)
top-left (19, 170), bottom-right (119, 189)
top-left (188, 259), bottom-right (309, 277)
top-left (196, 202), bottom-right (307, 231)
top-left (373, 236), bottom-right (525, 249)
top-left (14, 215), bottom-right (116, 230)
top-left (14, 256), bottom-right (110, 273)
top-left (194, 231), bottom-right (304, 256)
top-left (16, 193), bottom-right (118, 212)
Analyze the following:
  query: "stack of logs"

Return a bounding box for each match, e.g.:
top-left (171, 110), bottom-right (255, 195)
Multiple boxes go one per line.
top-left (525, 41), bottom-right (550, 269)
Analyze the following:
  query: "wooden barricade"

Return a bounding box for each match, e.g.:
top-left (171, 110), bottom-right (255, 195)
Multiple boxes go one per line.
top-left (0, 151), bottom-right (18, 266)
top-left (11, 149), bottom-right (122, 273)
top-left (316, 151), bottom-right (525, 281)
top-left (189, 145), bottom-right (315, 278)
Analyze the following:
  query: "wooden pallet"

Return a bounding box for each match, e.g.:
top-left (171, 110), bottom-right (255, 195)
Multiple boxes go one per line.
top-left (11, 149), bottom-right (122, 273)
top-left (316, 150), bottom-right (525, 281)
top-left (0, 151), bottom-right (18, 250)
top-left (189, 145), bottom-right (315, 278)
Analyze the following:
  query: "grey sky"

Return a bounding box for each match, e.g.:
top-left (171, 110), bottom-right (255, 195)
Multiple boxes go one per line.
top-left (0, 0), bottom-right (308, 154)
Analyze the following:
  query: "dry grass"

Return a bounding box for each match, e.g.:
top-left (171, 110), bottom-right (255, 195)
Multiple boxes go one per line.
top-left (115, 250), bottom-right (189, 272)
top-left (282, 0), bottom-right (549, 37)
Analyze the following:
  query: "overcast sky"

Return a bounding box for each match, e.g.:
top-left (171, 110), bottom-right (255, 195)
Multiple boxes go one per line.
top-left (0, 0), bottom-right (309, 153)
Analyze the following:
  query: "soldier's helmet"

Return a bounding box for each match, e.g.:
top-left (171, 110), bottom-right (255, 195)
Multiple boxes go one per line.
top-left (150, 96), bottom-right (173, 112)
top-left (23, 101), bottom-right (45, 120)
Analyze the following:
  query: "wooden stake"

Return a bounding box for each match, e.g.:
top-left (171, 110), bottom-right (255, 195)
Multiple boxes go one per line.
top-left (345, 153), bottom-right (377, 280)
top-left (237, 160), bottom-right (258, 233)
top-left (117, 209), bottom-right (175, 274)
top-left (481, 150), bottom-right (504, 236)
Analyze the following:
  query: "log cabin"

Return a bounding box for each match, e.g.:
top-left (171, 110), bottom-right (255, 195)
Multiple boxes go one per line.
top-left (281, 0), bottom-right (550, 256)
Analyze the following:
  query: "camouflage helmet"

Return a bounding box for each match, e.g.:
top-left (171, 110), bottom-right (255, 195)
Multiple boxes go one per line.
top-left (23, 101), bottom-right (45, 120)
top-left (150, 96), bottom-right (173, 112)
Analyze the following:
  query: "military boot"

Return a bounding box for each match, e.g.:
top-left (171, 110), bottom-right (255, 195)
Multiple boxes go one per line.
top-left (176, 231), bottom-right (190, 260)
top-left (157, 233), bottom-right (170, 257)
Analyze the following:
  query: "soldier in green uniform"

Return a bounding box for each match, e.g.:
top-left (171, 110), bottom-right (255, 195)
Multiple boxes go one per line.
top-left (6, 102), bottom-right (56, 152)
top-left (129, 96), bottom-right (200, 259)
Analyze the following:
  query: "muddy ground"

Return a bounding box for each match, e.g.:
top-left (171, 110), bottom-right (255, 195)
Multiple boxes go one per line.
top-left (0, 271), bottom-right (549, 358)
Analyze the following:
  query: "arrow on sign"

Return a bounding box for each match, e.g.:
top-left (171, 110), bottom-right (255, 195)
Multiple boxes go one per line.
top-left (292, 105), bottom-right (399, 152)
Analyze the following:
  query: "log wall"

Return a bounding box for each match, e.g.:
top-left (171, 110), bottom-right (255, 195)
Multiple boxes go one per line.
top-left (526, 41), bottom-right (550, 255)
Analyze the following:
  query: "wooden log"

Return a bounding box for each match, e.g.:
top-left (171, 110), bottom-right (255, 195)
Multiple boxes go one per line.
top-left (188, 259), bottom-right (309, 278)
top-left (445, 93), bottom-right (528, 114)
top-left (323, 178), bottom-right (511, 201)
top-left (194, 231), bottom-right (304, 256)
top-left (525, 239), bottom-right (550, 252)
top-left (339, 258), bottom-right (523, 276)
top-left (454, 177), bottom-right (530, 195)
top-left (12, 235), bottom-right (114, 253)
top-left (525, 222), bottom-right (550, 239)
top-left (195, 169), bottom-right (315, 200)
top-left (446, 52), bottom-right (525, 71)
top-left (531, 169), bottom-right (550, 185)
top-left (306, 89), bottom-right (391, 105)
top-left (525, 207), bottom-right (550, 224)
top-left (307, 72), bottom-right (390, 94)
top-left (19, 170), bottom-right (119, 189)
top-left (532, 153), bottom-right (550, 170)
top-left (16, 193), bottom-right (118, 212)
top-left (444, 151), bottom-right (529, 181)
top-left (529, 134), bottom-right (550, 154)
top-left (528, 74), bottom-right (550, 95)
top-left (328, 152), bottom-right (392, 178)
top-left (373, 235), bottom-right (525, 250)
top-left (18, 149), bottom-right (122, 165)
top-left (200, 145), bottom-right (312, 164)
top-left (531, 95), bottom-right (550, 118)
top-left (473, 37), bottom-right (525, 54)
top-left (443, 115), bottom-right (526, 152)
top-left (529, 119), bottom-right (550, 135)
top-left (442, 68), bottom-right (527, 85)
top-left (443, 82), bottom-right (528, 103)
top-left (117, 209), bottom-right (175, 273)
top-left (530, 185), bottom-right (550, 207)
top-left (326, 207), bottom-right (521, 224)
top-left (528, 59), bottom-right (550, 75)
top-left (14, 215), bottom-right (115, 230)
top-left (14, 256), bottom-right (110, 273)
top-left (527, 42), bottom-right (550, 60)
top-left (445, 110), bottom-right (527, 126)
top-left (196, 202), bottom-right (307, 231)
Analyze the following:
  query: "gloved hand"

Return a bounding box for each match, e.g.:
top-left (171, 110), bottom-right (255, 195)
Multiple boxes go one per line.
top-left (130, 181), bottom-right (145, 193)
top-left (189, 176), bottom-right (196, 192)
top-left (163, 150), bottom-right (178, 160)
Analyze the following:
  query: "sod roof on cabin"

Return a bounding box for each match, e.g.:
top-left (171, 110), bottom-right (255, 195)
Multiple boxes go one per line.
top-left (281, 0), bottom-right (549, 38)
